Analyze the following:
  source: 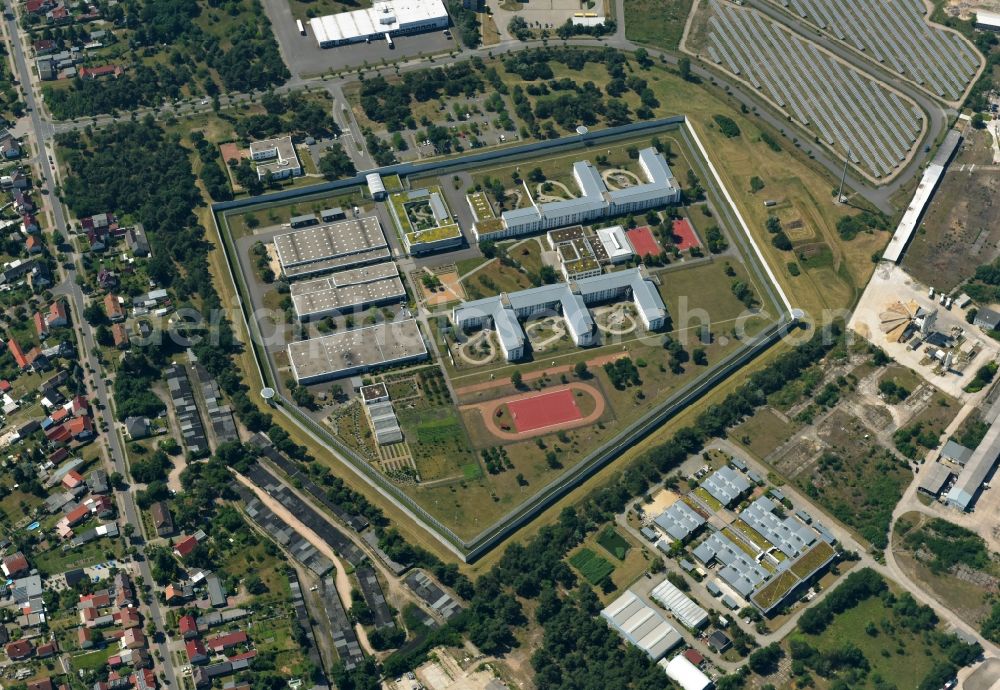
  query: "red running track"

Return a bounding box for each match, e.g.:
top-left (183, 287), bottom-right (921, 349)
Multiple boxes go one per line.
top-left (508, 389), bottom-right (583, 432)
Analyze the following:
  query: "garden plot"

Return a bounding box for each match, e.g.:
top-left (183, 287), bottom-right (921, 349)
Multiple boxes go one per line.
top-left (701, 0), bottom-right (922, 179)
top-left (772, 0), bottom-right (982, 103)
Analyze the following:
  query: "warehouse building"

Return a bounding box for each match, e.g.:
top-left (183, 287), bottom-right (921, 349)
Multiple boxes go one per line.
top-left (660, 655), bottom-right (712, 690)
top-left (917, 462), bottom-right (953, 497)
top-left (452, 267), bottom-right (666, 361)
top-left (649, 578), bottom-right (709, 630)
top-left (947, 418), bottom-right (1000, 511)
top-left (290, 262), bottom-right (405, 321)
top-left (310, 0), bottom-right (449, 47)
top-left (288, 319), bottom-right (428, 384)
top-left (475, 148), bottom-right (681, 240)
top-left (273, 216), bottom-right (390, 280)
top-left (600, 590), bottom-right (683, 661)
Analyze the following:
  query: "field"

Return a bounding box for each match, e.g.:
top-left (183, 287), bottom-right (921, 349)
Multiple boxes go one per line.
top-left (624, 0), bottom-right (693, 51)
top-left (730, 407), bottom-right (797, 459)
top-left (901, 128), bottom-right (1000, 291)
top-left (596, 527), bottom-right (631, 560)
top-left (569, 547), bottom-right (616, 584)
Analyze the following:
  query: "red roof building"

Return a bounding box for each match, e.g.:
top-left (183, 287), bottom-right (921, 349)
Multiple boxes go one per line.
top-left (178, 614), bottom-right (198, 639)
top-left (25, 235), bottom-right (42, 254)
top-left (64, 503), bottom-right (90, 527)
top-left (66, 415), bottom-right (94, 440)
top-left (78, 626), bottom-right (94, 649)
top-left (46, 423), bottom-right (71, 444)
top-left (0, 380), bottom-right (11, 392)
top-left (35, 641), bottom-right (56, 658)
top-left (46, 301), bottom-right (68, 327)
top-left (206, 630), bottom-right (247, 651)
top-left (62, 469), bottom-right (83, 489)
top-left (27, 679), bottom-right (53, 690)
top-left (50, 407), bottom-right (69, 424)
top-left (112, 323), bottom-right (129, 349)
top-left (120, 628), bottom-right (146, 650)
top-left (173, 535), bottom-right (199, 559)
top-left (8, 339), bottom-right (28, 369)
top-left (104, 294), bottom-right (124, 322)
top-left (185, 638), bottom-right (208, 664)
top-left (34, 311), bottom-right (47, 338)
top-left (5, 639), bottom-right (34, 660)
top-left (115, 607), bottom-right (141, 629)
top-left (2, 552), bottom-right (28, 577)
top-left (79, 65), bottom-right (124, 80)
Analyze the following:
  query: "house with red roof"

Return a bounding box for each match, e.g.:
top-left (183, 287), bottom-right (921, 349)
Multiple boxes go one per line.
top-left (178, 614), bottom-right (198, 639)
top-left (62, 469), bottom-right (84, 489)
top-left (112, 323), bottom-right (129, 350)
top-left (25, 0), bottom-right (55, 13)
top-left (79, 65), bottom-right (124, 80)
top-left (206, 630), bottom-right (247, 652)
top-left (69, 396), bottom-right (89, 417)
top-left (27, 678), bottom-right (55, 690)
top-left (78, 626), bottom-right (94, 649)
top-left (8, 339), bottom-right (28, 370)
top-left (34, 311), bottom-right (47, 338)
top-left (25, 235), bottom-right (42, 254)
top-left (104, 293), bottom-right (124, 322)
top-left (46, 301), bottom-right (68, 328)
top-left (64, 503), bottom-right (90, 527)
top-left (35, 640), bottom-right (56, 658)
top-left (66, 415), bottom-right (94, 441)
top-left (2, 552), bottom-right (28, 577)
top-left (5, 639), bottom-right (34, 660)
top-left (120, 628), bottom-right (146, 650)
top-left (173, 535), bottom-right (200, 559)
top-left (115, 607), bottom-right (141, 629)
top-left (185, 638), bottom-right (208, 665)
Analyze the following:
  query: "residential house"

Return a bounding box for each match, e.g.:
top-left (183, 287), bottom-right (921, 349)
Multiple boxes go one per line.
top-left (34, 311), bottom-right (48, 339)
top-left (66, 415), bottom-right (94, 441)
top-left (124, 225), bottom-right (149, 257)
top-left (1, 552), bottom-right (29, 578)
top-left (46, 301), bottom-right (68, 328)
top-left (35, 640), bottom-right (56, 658)
top-left (173, 534), bottom-right (200, 559)
top-left (0, 130), bottom-right (20, 159)
top-left (77, 626), bottom-right (94, 649)
top-left (185, 638), bottom-right (208, 665)
top-left (179, 614), bottom-right (199, 639)
top-left (25, 235), bottom-right (42, 254)
top-left (104, 294), bottom-right (124, 322)
top-left (61, 469), bottom-right (83, 489)
top-left (78, 64), bottom-right (123, 80)
top-left (25, 0), bottom-right (56, 14)
top-left (206, 630), bottom-right (247, 652)
top-left (33, 38), bottom-right (56, 54)
top-left (124, 416), bottom-right (149, 440)
top-left (8, 339), bottom-right (28, 370)
top-left (87, 469), bottom-right (109, 494)
top-left (5, 639), bottom-right (34, 660)
top-left (22, 213), bottom-right (39, 233)
top-left (151, 502), bottom-right (174, 537)
top-left (114, 573), bottom-right (135, 607)
top-left (120, 628), bottom-right (145, 650)
top-left (111, 323), bottom-right (129, 349)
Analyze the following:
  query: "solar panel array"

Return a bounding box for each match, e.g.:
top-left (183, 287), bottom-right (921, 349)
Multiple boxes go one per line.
top-left (706, 0), bottom-right (922, 178)
top-left (774, 0), bottom-right (980, 101)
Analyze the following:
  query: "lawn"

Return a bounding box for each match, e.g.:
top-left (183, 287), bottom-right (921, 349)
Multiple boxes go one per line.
top-left (569, 547), bottom-right (615, 584)
top-left (596, 526), bottom-right (632, 560)
top-left (730, 407), bottom-right (797, 460)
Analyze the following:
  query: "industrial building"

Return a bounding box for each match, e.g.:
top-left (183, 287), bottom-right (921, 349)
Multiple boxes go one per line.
top-left (474, 148), bottom-right (681, 240)
top-left (660, 655), bottom-right (712, 690)
top-left (946, 418), bottom-right (1000, 511)
top-left (287, 319), bottom-right (428, 384)
top-left (248, 136), bottom-right (302, 180)
top-left (310, 0), bottom-right (449, 47)
top-left (289, 262), bottom-right (405, 321)
top-left (701, 465), bottom-right (751, 507)
top-left (649, 577), bottom-right (709, 629)
top-left (652, 500), bottom-right (706, 543)
top-left (939, 439), bottom-right (973, 466)
top-left (740, 496), bottom-right (816, 559)
top-left (273, 216), bottom-right (390, 280)
top-left (451, 267), bottom-right (667, 361)
top-left (976, 9), bottom-right (1000, 31)
top-left (600, 590), bottom-right (683, 661)
top-left (917, 462), bottom-right (953, 497)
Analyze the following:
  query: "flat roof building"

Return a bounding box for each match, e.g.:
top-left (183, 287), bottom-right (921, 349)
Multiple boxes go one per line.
top-left (600, 590), bottom-right (683, 661)
top-left (249, 136), bottom-right (302, 181)
top-left (476, 147), bottom-right (680, 241)
top-left (290, 262), bottom-right (405, 321)
top-left (310, 0), bottom-right (449, 47)
top-left (452, 267), bottom-right (667, 360)
top-left (976, 9), bottom-right (1000, 31)
top-left (274, 217), bottom-right (389, 280)
top-left (597, 225), bottom-right (634, 264)
top-left (649, 577), bottom-right (709, 630)
top-left (288, 319), bottom-right (427, 384)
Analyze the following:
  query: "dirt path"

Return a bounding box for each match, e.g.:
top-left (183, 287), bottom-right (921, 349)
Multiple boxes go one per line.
top-left (454, 352), bottom-right (627, 397)
top-left (462, 382), bottom-right (607, 441)
top-left (233, 473), bottom-right (374, 654)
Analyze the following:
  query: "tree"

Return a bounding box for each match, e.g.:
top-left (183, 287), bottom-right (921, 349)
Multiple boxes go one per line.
top-left (972, 112), bottom-right (987, 129)
top-left (678, 56), bottom-right (693, 81)
top-left (511, 370), bottom-right (523, 387)
top-left (318, 144), bottom-right (356, 180)
top-left (574, 361), bottom-right (589, 378)
top-left (748, 643), bottom-right (784, 675)
top-left (750, 176), bottom-right (765, 193)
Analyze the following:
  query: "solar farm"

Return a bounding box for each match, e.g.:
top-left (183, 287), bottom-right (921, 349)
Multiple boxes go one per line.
top-left (771, 0), bottom-right (982, 102)
top-left (700, 0), bottom-right (923, 179)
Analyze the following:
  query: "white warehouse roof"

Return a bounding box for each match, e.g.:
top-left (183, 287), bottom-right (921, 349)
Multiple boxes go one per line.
top-left (597, 225), bottom-right (634, 262)
top-left (600, 591), bottom-right (683, 661)
top-left (650, 578), bottom-right (709, 630)
top-left (661, 655), bottom-right (712, 690)
top-left (310, 0), bottom-right (448, 45)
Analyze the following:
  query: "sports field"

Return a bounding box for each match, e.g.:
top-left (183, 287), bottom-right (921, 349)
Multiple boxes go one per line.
top-left (509, 389), bottom-right (583, 432)
top-left (625, 226), bottom-right (662, 258)
top-left (670, 219), bottom-right (700, 251)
